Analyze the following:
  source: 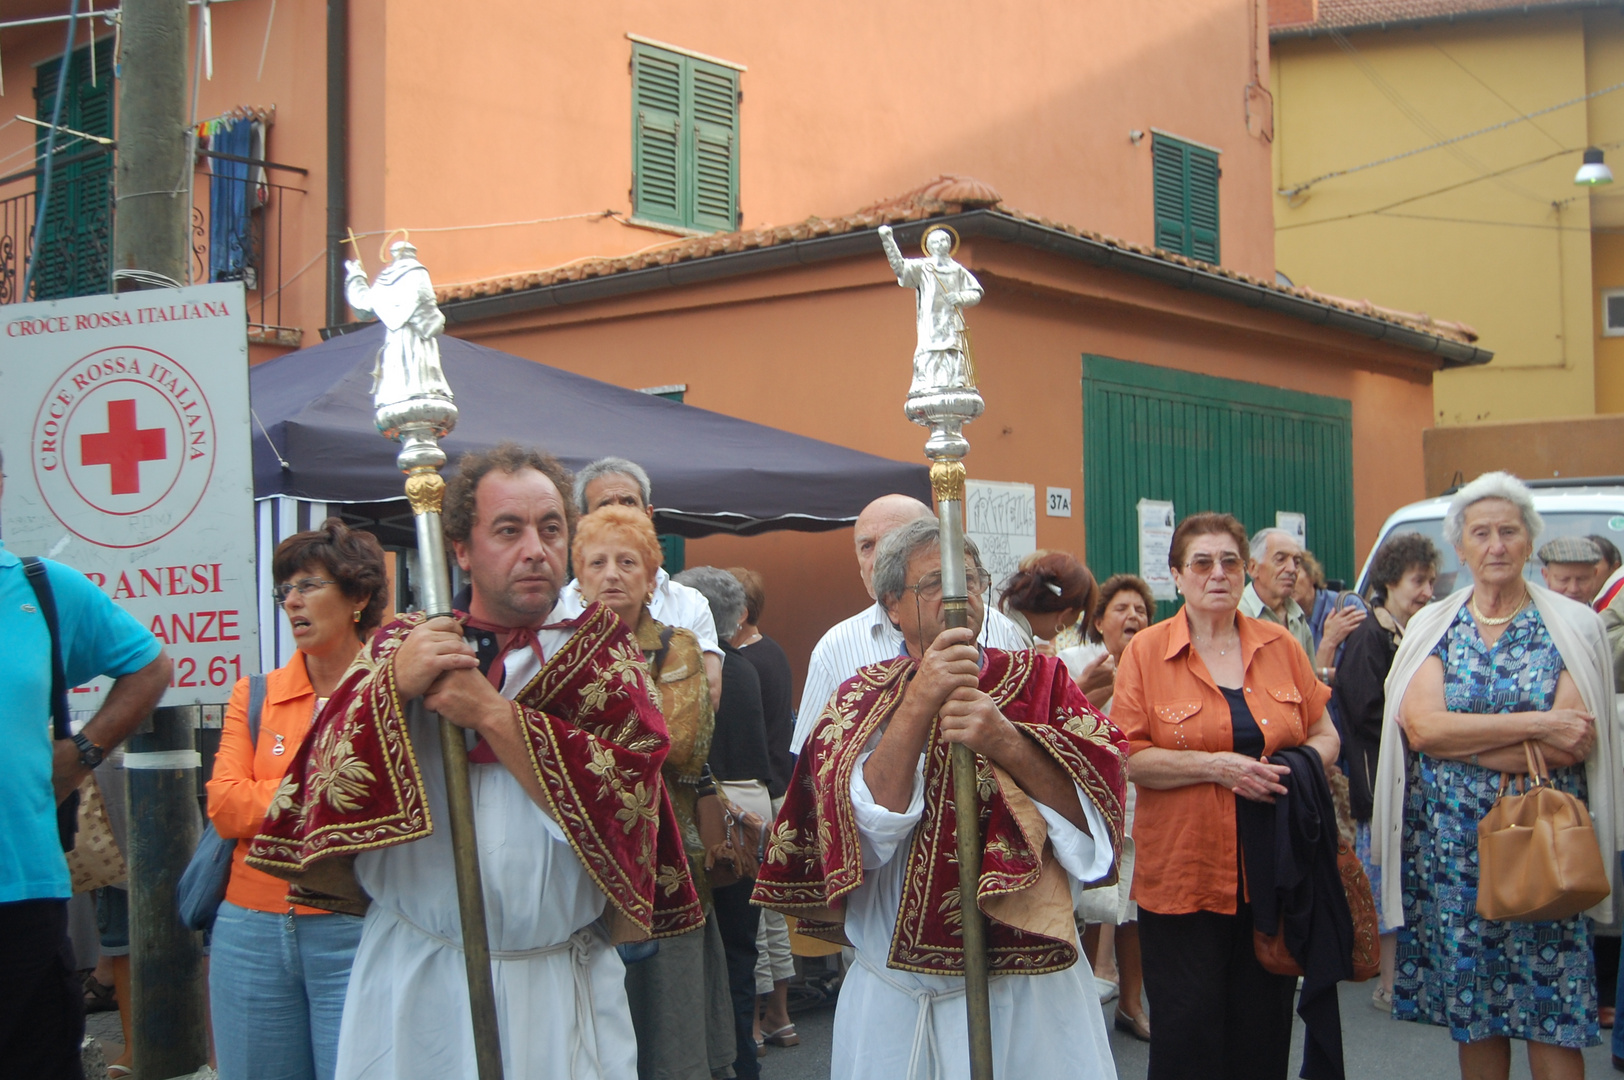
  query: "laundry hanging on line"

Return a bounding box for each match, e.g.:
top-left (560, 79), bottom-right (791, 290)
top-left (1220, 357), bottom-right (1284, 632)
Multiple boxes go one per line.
top-left (196, 109), bottom-right (271, 287)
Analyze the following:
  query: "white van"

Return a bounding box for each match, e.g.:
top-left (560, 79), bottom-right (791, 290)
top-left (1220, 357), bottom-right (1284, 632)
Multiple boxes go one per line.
top-left (1354, 478), bottom-right (1624, 598)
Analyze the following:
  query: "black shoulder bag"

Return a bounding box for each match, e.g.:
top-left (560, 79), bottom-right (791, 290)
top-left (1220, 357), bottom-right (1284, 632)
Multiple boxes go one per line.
top-left (23, 556), bottom-right (80, 852)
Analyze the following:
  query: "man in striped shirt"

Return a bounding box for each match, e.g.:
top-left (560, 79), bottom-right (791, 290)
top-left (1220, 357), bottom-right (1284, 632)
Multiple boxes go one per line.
top-left (789, 495), bottom-right (1028, 754)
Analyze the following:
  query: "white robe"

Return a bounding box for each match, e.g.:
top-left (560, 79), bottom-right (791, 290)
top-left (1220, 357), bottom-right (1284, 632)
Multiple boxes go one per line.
top-left (334, 632), bottom-right (638, 1080)
top-left (833, 747), bottom-right (1119, 1080)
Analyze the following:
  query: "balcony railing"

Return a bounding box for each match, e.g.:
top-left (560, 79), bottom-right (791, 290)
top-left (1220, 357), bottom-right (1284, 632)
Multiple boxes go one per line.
top-left (192, 152), bottom-right (308, 345)
top-left (0, 145), bottom-right (114, 305)
top-left (2, 145), bottom-right (307, 346)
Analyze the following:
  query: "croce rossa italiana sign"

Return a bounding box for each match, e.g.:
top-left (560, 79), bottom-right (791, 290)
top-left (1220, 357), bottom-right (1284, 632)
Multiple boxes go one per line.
top-left (3, 284), bottom-right (256, 710)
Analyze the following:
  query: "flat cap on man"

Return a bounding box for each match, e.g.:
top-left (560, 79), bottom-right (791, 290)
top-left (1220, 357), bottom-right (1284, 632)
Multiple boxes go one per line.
top-left (1538, 536), bottom-right (1601, 566)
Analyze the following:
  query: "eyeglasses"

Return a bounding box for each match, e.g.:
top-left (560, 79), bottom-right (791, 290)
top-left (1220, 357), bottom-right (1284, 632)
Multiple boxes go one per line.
top-left (905, 568), bottom-right (993, 602)
top-left (1183, 554), bottom-right (1245, 576)
top-left (273, 577), bottom-right (336, 604)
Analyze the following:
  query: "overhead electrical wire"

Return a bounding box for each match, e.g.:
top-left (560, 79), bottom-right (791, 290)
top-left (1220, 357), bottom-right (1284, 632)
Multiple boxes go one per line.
top-left (1277, 139), bottom-right (1623, 231)
top-left (1279, 59), bottom-right (1624, 197)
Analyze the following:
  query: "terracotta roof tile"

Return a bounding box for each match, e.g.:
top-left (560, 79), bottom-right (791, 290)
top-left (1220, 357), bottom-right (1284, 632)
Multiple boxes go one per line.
top-left (1271, 0), bottom-right (1588, 32)
top-left (435, 174), bottom-right (1478, 346)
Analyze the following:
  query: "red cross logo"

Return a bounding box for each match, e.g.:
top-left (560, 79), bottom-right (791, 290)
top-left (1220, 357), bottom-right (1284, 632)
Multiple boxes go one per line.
top-left (79, 399), bottom-right (168, 496)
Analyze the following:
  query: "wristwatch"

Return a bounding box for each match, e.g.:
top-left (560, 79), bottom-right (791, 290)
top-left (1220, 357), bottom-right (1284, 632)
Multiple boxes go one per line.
top-left (72, 731), bottom-right (106, 770)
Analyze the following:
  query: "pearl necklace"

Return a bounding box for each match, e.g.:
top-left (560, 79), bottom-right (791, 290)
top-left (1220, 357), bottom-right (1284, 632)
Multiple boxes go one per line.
top-left (1470, 591), bottom-right (1529, 627)
top-left (1192, 629), bottom-right (1239, 656)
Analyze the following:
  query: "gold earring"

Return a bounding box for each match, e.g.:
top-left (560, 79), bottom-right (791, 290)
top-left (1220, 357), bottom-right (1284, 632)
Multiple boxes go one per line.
top-left (352, 610), bottom-right (363, 623)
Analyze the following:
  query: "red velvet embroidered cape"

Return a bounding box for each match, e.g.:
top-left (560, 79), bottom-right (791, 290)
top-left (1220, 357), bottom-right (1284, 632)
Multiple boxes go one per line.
top-left (751, 648), bottom-right (1127, 975)
top-left (245, 602), bottom-right (702, 940)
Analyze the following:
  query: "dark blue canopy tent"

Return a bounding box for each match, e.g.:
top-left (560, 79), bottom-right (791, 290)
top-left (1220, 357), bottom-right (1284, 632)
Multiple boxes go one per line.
top-left (250, 323), bottom-right (928, 538)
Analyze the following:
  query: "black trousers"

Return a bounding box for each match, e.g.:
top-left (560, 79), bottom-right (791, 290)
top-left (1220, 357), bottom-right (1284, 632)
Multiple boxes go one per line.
top-left (1139, 903), bottom-right (1298, 1080)
top-left (711, 881), bottom-right (762, 1080)
top-left (0, 899), bottom-right (83, 1080)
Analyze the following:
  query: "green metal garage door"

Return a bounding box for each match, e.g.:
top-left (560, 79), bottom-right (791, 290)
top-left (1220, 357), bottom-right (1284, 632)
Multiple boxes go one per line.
top-left (1082, 356), bottom-right (1354, 616)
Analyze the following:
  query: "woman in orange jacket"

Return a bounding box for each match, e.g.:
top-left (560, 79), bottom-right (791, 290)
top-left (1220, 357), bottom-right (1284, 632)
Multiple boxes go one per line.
top-left (206, 519), bottom-right (389, 1080)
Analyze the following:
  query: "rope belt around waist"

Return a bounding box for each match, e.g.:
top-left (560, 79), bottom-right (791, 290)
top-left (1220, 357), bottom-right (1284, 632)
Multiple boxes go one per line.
top-left (383, 907), bottom-right (603, 1077)
top-left (854, 949), bottom-right (1007, 1080)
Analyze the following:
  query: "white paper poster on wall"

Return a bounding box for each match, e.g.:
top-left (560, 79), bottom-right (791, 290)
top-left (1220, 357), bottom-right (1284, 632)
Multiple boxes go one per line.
top-left (1138, 498), bottom-right (1177, 601)
top-left (965, 480), bottom-right (1037, 593)
top-left (1, 284), bottom-right (256, 711)
top-left (1276, 511), bottom-right (1306, 549)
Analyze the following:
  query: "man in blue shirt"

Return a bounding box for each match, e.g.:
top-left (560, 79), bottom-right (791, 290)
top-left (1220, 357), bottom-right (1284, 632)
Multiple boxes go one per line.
top-left (0, 456), bottom-right (170, 1079)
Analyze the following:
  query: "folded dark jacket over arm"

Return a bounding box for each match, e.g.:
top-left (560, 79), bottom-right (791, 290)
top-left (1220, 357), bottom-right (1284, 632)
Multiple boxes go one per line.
top-left (1236, 746), bottom-right (1353, 1080)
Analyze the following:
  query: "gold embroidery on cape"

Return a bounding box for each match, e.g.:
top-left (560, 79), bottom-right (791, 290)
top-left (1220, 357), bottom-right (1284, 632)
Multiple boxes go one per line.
top-left (245, 616), bottom-right (433, 873)
top-left (306, 726), bottom-right (377, 814)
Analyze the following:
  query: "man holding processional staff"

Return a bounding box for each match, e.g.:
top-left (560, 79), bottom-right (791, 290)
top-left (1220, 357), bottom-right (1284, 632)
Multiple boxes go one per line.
top-left (752, 223), bottom-right (1127, 1079)
top-left (247, 242), bottom-right (700, 1079)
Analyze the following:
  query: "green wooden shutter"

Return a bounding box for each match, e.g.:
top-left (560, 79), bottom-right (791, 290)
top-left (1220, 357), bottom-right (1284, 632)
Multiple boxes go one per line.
top-left (1187, 148), bottom-right (1220, 263)
top-left (33, 38), bottom-right (114, 300)
top-left (688, 61), bottom-right (738, 232)
top-left (1151, 136), bottom-right (1188, 254)
top-left (1081, 355), bottom-right (1353, 621)
top-left (632, 44), bottom-right (740, 232)
top-left (632, 45), bottom-right (684, 227)
top-left (1151, 134), bottom-right (1220, 264)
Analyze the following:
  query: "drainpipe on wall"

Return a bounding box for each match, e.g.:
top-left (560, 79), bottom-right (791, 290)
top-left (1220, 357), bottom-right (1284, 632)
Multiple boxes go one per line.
top-left (325, 0), bottom-right (348, 328)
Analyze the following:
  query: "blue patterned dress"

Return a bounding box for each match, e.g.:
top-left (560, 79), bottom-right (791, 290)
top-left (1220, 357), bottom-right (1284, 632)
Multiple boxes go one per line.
top-left (1393, 605), bottom-right (1598, 1048)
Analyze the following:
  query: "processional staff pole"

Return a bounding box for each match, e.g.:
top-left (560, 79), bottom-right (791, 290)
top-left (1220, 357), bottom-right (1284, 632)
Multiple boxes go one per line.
top-left (347, 242), bottom-right (505, 1080)
top-left (881, 221), bottom-right (995, 1079)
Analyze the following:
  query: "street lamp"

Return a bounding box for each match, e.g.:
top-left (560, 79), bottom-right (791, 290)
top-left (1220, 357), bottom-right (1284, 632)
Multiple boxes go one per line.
top-left (1576, 147), bottom-right (1614, 186)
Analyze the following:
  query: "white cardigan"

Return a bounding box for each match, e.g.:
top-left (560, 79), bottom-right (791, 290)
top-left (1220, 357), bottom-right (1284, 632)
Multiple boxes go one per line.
top-left (1371, 583), bottom-right (1622, 927)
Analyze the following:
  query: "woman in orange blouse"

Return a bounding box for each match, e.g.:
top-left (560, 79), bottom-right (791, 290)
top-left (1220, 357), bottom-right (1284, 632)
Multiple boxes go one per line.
top-left (206, 519), bottom-right (389, 1080)
top-left (1112, 513), bottom-right (1338, 1080)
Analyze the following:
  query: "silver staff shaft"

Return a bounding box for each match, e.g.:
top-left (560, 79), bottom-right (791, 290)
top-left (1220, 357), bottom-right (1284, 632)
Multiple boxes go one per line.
top-left (931, 463), bottom-right (993, 1080)
top-left (388, 409), bottom-right (504, 1080)
top-left (892, 219), bottom-right (993, 1079)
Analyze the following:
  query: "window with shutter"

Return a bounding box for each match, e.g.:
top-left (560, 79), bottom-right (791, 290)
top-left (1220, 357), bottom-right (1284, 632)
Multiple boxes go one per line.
top-left (631, 43), bottom-right (739, 232)
top-left (33, 37), bottom-right (114, 300)
top-left (1150, 132), bottom-right (1220, 265)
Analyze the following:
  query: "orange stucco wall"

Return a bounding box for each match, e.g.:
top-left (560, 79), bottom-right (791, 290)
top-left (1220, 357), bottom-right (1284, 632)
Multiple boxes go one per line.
top-left (3, 1), bottom-right (1437, 700)
top-left (4, 0), bottom-right (1277, 348)
top-left (451, 239), bottom-right (1434, 694)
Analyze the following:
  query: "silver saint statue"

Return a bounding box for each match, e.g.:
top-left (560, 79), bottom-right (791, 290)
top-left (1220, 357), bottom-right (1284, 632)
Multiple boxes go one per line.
top-left (345, 241), bottom-right (455, 410)
top-left (878, 224), bottom-right (984, 395)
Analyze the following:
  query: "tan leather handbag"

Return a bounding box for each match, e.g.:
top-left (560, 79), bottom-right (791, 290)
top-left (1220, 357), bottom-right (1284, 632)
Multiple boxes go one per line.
top-left (1476, 741), bottom-right (1610, 923)
top-left (1253, 837), bottom-right (1381, 982)
top-left (66, 773), bottom-right (127, 894)
top-left (697, 788), bottom-right (764, 889)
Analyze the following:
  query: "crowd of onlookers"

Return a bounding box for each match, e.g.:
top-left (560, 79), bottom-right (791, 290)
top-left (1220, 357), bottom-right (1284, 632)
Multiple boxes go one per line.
top-left (17, 460), bottom-right (1624, 1080)
top-left (991, 471), bottom-right (1624, 1080)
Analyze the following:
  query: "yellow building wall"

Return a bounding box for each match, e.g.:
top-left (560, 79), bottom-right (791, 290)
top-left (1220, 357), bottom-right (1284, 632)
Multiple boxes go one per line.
top-left (1589, 14), bottom-right (1624, 413)
top-left (1595, 231), bottom-right (1624, 411)
top-left (1273, 15), bottom-right (1599, 425)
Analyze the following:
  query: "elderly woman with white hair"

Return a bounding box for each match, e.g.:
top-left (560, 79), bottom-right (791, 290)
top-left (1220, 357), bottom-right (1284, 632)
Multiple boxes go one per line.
top-left (1373, 471), bottom-right (1622, 1080)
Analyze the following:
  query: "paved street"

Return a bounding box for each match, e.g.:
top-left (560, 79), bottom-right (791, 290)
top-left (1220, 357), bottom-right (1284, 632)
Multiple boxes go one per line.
top-left (757, 978), bottom-right (1621, 1080)
top-left (85, 975), bottom-right (1620, 1078)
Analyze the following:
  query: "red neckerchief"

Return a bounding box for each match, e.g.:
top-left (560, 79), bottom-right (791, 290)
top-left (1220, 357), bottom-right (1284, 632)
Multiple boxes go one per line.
top-left (458, 609), bottom-right (579, 762)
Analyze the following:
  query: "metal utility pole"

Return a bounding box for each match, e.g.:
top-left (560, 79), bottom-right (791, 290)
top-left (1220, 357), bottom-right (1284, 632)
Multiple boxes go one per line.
top-left (113, 2), bottom-right (209, 1075)
top-left (113, 0), bottom-right (190, 286)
